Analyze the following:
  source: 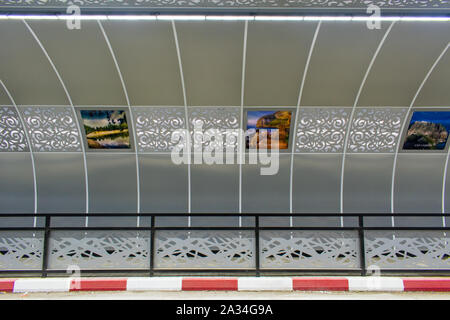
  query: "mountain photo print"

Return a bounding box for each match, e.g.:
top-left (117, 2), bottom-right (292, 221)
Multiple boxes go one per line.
top-left (402, 111), bottom-right (450, 150)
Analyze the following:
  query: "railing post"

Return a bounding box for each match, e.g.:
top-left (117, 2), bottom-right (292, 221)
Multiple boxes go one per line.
top-left (150, 215), bottom-right (155, 277)
top-left (41, 215), bottom-right (51, 278)
top-left (255, 215), bottom-right (260, 277)
top-left (358, 215), bottom-right (367, 276)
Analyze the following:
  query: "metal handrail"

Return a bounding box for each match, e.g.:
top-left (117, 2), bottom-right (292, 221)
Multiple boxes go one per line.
top-left (0, 213), bottom-right (449, 277)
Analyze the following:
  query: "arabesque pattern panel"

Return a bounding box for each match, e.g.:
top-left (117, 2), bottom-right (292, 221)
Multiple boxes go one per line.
top-left (347, 108), bottom-right (407, 153)
top-left (0, 106), bottom-right (29, 152)
top-left (133, 107), bottom-right (185, 152)
top-left (20, 106), bottom-right (81, 152)
top-left (189, 107), bottom-right (240, 151)
top-left (295, 108), bottom-right (350, 153)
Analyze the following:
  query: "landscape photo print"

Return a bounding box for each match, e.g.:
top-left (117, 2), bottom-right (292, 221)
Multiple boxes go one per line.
top-left (402, 110), bottom-right (450, 150)
top-left (246, 110), bottom-right (292, 150)
top-left (80, 109), bottom-right (131, 149)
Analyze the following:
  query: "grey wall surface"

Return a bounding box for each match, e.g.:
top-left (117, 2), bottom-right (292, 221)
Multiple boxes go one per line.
top-left (0, 20), bottom-right (449, 230)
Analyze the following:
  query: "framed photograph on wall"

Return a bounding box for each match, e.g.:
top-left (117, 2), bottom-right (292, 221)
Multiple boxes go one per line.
top-left (244, 108), bottom-right (295, 152)
top-left (76, 107), bottom-right (135, 152)
top-left (402, 110), bottom-right (450, 151)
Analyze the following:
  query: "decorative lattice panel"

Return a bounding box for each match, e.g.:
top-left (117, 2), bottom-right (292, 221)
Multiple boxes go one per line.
top-left (347, 108), bottom-right (408, 153)
top-left (295, 108), bottom-right (350, 153)
top-left (133, 107), bottom-right (186, 152)
top-left (0, 0), bottom-right (445, 8)
top-left (189, 107), bottom-right (240, 152)
top-left (155, 231), bottom-right (255, 269)
top-left (47, 231), bottom-right (150, 270)
top-left (260, 231), bottom-right (360, 269)
top-left (0, 231), bottom-right (43, 270)
top-left (20, 106), bottom-right (81, 152)
top-left (365, 231), bottom-right (450, 269)
top-left (0, 106), bottom-right (29, 152)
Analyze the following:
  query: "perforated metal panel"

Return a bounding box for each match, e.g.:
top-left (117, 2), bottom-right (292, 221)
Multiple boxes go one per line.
top-left (365, 231), bottom-right (450, 269)
top-left (295, 108), bottom-right (350, 153)
top-left (189, 107), bottom-right (240, 152)
top-left (48, 230), bottom-right (150, 270)
top-left (155, 230), bottom-right (255, 269)
top-left (0, 106), bottom-right (29, 152)
top-left (260, 230), bottom-right (360, 269)
top-left (0, 231), bottom-right (43, 270)
top-left (20, 106), bottom-right (81, 152)
top-left (347, 107), bottom-right (407, 153)
top-left (133, 106), bottom-right (185, 153)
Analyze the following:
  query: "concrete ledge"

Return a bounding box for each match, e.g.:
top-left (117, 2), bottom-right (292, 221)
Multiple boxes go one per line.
top-left (1, 277), bottom-right (450, 293)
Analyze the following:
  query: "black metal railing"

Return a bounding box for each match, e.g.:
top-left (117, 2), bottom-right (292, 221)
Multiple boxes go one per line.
top-left (0, 213), bottom-right (449, 277)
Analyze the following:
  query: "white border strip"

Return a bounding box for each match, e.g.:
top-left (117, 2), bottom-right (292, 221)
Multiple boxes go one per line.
top-left (289, 21), bottom-right (322, 218)
top-left (347, 277), bottom-right (404, 292)
top-left (339, 21), bottom-right (396, 224)
top-left (172, 20), bottom-right (192, 219)
top-left (127, 277), bottom-right (182, 291)
top-left (22, 20), bottom-right (90, 221)
top-left (391, 43), bottom-right (449, 223)
top-left (1, 15), bottom-right (450, 22)
top-left (0, 80), bottom-right (38, 223)
top-left (98, 20), bottom-right (141, 225)
top-left (238, 277), bottom-right (293, 291)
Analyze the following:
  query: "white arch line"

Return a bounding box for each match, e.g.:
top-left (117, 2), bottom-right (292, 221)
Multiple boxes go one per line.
top-left (239, 20), bottom-right (249, 224)
top-left (339, 21), bottom-right (396, 225)
top-left (0, 79), bottom-right (38, 226)
top-left (97, 20), bottom-right (142, 226)
top-left (391, 42), bottom-right (449, 226)
top-left (172, 20), bottom-right (192, 222)
top-left (289, 21), bottom-right (322, 223)
top-left (22, 20), bottom-right (90, 223)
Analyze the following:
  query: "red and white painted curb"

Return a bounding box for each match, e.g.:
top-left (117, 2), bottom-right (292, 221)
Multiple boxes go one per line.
top-left (0, 277), bottom-right (449, 293)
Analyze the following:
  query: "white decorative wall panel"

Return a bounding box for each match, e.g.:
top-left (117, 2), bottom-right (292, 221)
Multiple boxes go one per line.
top-left (347, 108), bottom-right (407, 153)
top-left (189, 107), bottom-right (240, 151)
top-left (260, 230), bottom-right (360, 269)
top-left (155, 230), bottom-right (255, 269)
top-left (21, 107), bottom-right (81, 152)
top-left (48, 231), bottom-right (150, 270)
top-left (133, 107), bottom-right (185, 152)
top-left (365, 231), bottom-right (450, 269)
top-left (295, 108), bottom-right (350, 153)
top-left (0, 106), bottom-right (29, 152)
top-left (0, 231), bottom-right (43, 270)
top-left (0, 0), bottom-right (446, 8)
